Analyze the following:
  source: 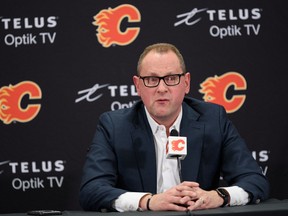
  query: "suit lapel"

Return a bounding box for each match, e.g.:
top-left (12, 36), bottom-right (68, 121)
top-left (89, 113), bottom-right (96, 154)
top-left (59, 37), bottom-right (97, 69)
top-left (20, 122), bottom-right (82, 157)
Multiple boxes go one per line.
top-left (180, 103), bottom-right (204, 181)
top-left (131, 107), bottom-right (157, 193)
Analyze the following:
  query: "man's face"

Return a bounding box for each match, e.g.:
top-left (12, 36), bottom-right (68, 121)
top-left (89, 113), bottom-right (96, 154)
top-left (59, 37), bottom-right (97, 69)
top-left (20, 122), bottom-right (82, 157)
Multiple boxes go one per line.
top-left (133, 50), bottom-right (190, 125)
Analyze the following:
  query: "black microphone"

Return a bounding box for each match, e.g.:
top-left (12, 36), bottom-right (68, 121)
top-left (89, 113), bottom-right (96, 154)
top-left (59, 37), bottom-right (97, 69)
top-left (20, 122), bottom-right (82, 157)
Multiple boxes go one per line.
top-left (170, 129), bottom-right (178, 136)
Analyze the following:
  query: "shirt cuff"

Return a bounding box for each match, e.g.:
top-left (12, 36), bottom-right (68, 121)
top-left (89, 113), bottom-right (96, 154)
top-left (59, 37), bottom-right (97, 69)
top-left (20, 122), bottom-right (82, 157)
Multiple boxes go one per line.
top-left (113, 192), bottom-right (150, 212)
top-left (221, 186), bottom-right (250, 206)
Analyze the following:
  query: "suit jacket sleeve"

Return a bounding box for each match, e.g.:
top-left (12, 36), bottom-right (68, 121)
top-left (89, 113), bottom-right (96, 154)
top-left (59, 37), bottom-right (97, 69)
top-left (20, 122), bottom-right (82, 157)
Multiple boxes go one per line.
top-left (218, 105), bottom-right (269, 203)
top-left (79, 111), bottom-right (127, 212)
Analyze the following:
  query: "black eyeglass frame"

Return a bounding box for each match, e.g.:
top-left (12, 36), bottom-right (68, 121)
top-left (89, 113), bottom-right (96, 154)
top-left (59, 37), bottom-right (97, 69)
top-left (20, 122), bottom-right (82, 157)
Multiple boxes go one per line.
top-left (139, 73), bottom-right (186, 88)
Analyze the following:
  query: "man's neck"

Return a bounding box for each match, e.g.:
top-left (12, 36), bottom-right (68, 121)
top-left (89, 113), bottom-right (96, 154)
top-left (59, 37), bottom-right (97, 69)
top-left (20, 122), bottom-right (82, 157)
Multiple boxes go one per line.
top-left (144, 106), bottom-right (183, 135)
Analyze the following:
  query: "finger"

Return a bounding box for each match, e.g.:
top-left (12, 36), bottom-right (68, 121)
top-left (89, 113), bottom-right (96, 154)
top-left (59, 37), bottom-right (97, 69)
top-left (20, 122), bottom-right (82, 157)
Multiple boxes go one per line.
top-left (188, 197), bottom-right (205, 211)
top-left (181, 181), bottom-right (200, 188)
top-left (175, 185), bottom-right (198, 194)
top-left (179, 195), bottom-right (192, 204)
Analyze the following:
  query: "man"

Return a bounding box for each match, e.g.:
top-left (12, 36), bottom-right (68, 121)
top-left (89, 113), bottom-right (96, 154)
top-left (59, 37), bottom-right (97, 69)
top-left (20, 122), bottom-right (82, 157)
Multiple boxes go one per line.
top-left (79, 43), bottom-right (269, 212)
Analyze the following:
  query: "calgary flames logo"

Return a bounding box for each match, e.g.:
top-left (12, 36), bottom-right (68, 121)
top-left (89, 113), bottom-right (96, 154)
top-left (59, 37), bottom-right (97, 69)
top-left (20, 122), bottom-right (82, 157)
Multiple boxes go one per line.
top-left (93, 4), bottom-right (141, 47)
top-left (199, 72), bottom-right (247, 113)
top-left (172, 139), bottom-right (185, 151)
top-left (0, 81), bottom-right (42, 124)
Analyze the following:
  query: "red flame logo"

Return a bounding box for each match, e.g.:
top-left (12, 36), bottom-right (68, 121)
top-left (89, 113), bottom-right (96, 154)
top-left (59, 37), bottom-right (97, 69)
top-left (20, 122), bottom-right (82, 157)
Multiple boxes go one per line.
top-left (199, 72), bottom-right (247, 113)
top-left (172, 139), bottom-right (185, 151)
top-left (0, 81), bottom-right (42, 124)
top-left (93, 4), bottom-right (141, 47)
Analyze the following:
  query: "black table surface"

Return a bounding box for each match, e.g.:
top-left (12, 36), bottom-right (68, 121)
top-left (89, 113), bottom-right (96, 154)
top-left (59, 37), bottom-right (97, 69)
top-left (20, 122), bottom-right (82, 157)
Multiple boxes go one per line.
top-left (2, 199), bottom-right (288, 216)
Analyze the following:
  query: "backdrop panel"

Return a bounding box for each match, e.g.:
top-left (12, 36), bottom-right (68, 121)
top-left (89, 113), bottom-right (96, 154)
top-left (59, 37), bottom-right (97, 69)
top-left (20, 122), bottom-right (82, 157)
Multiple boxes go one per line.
top-left (0, 0), bottom-right (287, 213)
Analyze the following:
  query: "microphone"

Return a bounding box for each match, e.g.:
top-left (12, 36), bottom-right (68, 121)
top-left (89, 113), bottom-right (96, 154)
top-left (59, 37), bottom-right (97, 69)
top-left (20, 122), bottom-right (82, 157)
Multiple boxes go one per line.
top-left (166, 129), bottom-right (187, 183)
top-left (170, 129), bottom-right (178, 136)
top-left (166, 129), bottom-right (187, 160)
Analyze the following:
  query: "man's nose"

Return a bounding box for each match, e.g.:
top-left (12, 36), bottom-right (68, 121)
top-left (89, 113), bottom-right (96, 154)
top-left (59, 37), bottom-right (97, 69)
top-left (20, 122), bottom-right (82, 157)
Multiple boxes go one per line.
top-left (157, 79), bottom-right (168, 91)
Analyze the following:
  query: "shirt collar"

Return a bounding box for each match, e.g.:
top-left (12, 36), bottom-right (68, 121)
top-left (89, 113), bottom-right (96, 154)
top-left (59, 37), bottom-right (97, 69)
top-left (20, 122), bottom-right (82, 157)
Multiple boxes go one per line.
top-left (145, 106), bottom-right (182, 135)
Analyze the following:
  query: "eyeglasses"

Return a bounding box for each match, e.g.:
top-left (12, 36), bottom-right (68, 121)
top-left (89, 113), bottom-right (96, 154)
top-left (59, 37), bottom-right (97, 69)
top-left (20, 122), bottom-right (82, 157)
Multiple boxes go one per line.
top-left (139, 73), bottom-right (185, 88)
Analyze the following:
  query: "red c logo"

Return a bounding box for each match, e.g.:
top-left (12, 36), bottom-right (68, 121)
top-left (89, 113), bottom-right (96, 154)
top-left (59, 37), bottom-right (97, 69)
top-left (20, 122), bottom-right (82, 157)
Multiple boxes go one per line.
top-left (199, 72), bottom-right (247, 113)
top-left (0, 81), bottom-right (42, 124)
top-left (172, 139), bottom-right (185, 151)
top-left (93, 4), bottom-right (141, 48)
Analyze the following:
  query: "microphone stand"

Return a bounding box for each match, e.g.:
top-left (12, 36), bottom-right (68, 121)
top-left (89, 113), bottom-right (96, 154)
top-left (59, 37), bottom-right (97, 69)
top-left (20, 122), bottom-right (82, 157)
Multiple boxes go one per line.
top-left (176, 156), bottom-right (183, 182)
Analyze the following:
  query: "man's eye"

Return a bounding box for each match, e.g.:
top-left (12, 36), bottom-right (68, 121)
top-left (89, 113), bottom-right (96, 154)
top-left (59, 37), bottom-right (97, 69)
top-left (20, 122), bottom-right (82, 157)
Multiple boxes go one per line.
top-left (150, 77), bottom-right (158, 82)
top-left (167, 76), bottom-right (176, 81)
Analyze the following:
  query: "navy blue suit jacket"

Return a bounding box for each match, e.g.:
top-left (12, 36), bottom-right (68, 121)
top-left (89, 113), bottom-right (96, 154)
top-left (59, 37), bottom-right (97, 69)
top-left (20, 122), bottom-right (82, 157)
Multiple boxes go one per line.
top-left (79, 97), bottom-right (269, 211)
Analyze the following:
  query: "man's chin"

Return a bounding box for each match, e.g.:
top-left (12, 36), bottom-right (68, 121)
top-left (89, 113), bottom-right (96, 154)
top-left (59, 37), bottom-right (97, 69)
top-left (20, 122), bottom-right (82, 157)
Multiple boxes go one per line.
top-left (153, 111), bottom-right (171, 121)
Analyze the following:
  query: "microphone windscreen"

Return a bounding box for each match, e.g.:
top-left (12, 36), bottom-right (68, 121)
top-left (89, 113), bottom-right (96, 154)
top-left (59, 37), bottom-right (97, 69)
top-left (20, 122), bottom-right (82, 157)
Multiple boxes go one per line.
top-left (170, 129), bottom-right (179, 136)
top-left (166, 132), bottom-right (187, 160)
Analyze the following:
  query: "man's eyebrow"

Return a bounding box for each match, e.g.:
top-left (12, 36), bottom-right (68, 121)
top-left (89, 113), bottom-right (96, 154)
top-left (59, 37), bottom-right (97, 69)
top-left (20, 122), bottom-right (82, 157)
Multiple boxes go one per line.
top-left (145, 72), bottom-right (175, 76)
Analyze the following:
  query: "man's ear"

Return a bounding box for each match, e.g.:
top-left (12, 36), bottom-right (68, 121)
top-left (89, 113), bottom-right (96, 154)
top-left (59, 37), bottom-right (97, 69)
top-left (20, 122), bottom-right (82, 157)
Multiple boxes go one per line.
top-left (133, 75), bottom-right (141, 96)
top-left (185, 72), bottom-right (191, 94)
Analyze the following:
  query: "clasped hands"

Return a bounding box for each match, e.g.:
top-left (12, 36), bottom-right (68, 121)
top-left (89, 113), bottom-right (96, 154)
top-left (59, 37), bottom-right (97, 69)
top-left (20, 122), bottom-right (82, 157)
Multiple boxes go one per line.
top-left (140, 181), bottom-right (224, 211)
